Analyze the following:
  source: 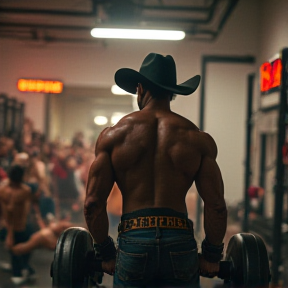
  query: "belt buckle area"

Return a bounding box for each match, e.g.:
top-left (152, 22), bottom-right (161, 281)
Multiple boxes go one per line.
top-left (119, 215), bottom-right (189, 234)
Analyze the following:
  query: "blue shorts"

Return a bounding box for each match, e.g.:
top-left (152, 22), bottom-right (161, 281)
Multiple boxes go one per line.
top-left (114, 208), bottom-right (199, 288)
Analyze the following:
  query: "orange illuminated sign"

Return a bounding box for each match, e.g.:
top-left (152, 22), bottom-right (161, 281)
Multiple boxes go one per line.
top-left (17, 79), bottom-right (63, 94)
top-left (260, 58), bottom-right (282, 93)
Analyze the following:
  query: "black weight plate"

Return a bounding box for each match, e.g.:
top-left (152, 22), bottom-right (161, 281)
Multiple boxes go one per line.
top-left (225, 233), bottom-right (270, 287)
top-left (52, 227), bottom-right (94, 288)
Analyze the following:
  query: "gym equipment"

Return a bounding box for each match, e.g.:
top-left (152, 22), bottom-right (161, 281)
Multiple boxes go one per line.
top-left (0, 93), bottom-right (25, 141)
top-left (50, 227), bottom-right (103, 288)
top-left (51, 228), bottom-right (270, 288)
top-left (216, 233), bottom-right (270, 287)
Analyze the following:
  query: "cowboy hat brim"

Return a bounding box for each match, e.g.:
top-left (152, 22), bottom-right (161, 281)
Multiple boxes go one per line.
top-left (115, 68), bottom-right (201, 96)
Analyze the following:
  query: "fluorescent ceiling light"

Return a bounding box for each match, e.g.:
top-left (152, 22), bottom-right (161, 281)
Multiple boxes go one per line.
top-left (91, 28), bottom-right (185, 41)
top-left (94, 116), bottom-right (108, 126)
top-left (111, 85), bottom-right (135, 95)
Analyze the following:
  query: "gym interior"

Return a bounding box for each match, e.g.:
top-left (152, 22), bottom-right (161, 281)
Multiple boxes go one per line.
top-left (1, 0), bottom-right (288, 287)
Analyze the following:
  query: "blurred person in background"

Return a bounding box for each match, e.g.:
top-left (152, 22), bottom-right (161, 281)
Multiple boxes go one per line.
top-left (0, 165), bottom-right (36, 285)
top-left (0, 137), bottom-right (9, 244)
top-left (52, 147), bottom-right (81, 222)
top-left (0, 136), bottom-right (17, 173)
top-left (72, 131), bottom-right (85, 149)
top-left (29, 148), bottom-right (55, 221)
top-left (11, 213), bottom-right (75, 255)
top-left (76, 148), bottom-right (94, 199)
top-left (0, 137), bottom-right (9, 187)
top-left (107, 183), bottom-right (123, 240)
top-left (13, 152), bottom-right (46, 231)
top-left (23, 118), bottom-right (34, 151)
top-left (247, 185), bottom-right (265, 219)
top-left (0, 167), bottom-right (8, 187)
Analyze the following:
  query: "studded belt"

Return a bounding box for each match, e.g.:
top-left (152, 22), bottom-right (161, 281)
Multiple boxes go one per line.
top-left (118, 215), bottom-right (191, 234)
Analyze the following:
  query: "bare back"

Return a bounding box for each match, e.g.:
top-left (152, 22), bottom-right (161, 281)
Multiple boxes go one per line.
top-left (0, 183), bottom-right (32, 231)
top-left (100, 109), bottom-right (217, 214)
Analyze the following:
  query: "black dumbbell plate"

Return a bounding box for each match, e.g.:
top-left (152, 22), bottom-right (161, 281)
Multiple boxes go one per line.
top-left (225, 233), bottom-right (270, 287)
top-left (52, 227), bottom-right (94, 288)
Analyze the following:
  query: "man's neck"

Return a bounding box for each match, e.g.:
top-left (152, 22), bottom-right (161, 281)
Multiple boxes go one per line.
top-left (143, 97), bottom-right (171, 111)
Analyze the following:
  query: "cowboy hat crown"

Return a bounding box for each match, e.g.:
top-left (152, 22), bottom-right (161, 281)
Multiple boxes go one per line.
top-left (115, 53), bottom-right (200, 96)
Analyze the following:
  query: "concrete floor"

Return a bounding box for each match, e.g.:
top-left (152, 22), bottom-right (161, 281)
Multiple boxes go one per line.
top-left (0, 223), bottom-right (241, 288)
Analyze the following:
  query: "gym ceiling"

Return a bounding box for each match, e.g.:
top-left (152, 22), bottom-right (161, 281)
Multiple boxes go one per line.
top-left (0, 0), bottom-right (239, 44)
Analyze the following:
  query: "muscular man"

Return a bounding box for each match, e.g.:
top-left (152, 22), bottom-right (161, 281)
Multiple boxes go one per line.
top-left (0, 165), bottom-right (35, 285)
top-left (84, 53), bottom-right (227, 287)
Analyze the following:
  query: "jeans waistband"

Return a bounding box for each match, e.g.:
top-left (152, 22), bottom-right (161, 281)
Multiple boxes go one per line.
top-left (118, 208), bottom-right (192, 234)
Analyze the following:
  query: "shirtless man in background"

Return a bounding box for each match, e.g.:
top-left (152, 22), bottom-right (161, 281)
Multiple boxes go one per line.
top-left (84, 53), bottom-right (227, 287)
top-left (11, 215), bottom-right (74, 255)
top-left (0, 165), bottom-right (35, 285)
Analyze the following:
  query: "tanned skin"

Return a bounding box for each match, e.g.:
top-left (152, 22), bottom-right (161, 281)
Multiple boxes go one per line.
top-left (84, 83), bottom-right (227, 276)
top-left (11, 220), bottom-right (74, 255)
top-left (0, 181), bottom-right (32, 249)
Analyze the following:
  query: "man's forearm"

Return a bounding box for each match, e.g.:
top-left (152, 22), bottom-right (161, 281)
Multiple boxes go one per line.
top-left (84, 201), bottom-right (109, 244)
top-left (204, 205), bottom-right (227, 245)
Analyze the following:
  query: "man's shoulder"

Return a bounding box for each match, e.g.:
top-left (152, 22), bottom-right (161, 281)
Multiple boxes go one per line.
top-left (99, 112), bottom-right (139, 139)
top-left (0, 182), bottom-right (9, 194)
top-left (95, 114), bottom-right (133, 152)
top-left (197, 131), bottom-right (218, 158)
top-left (170, 111), bottom-right (199, 130)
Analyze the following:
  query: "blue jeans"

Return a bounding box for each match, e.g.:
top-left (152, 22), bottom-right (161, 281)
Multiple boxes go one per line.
top-left (114, 209), bottom-right (199, 288)
top-left (9, 226), bottom-right (34, 277)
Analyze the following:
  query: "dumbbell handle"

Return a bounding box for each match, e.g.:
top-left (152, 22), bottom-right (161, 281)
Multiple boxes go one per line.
top-left (218, 260), bottom-right (232, 280)
top-left (85, 251), bottom-right (103, 275)
top-left (199, 254), bottom-right (232, 280)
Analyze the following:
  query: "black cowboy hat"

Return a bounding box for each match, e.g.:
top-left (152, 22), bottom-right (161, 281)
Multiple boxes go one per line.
top-left (115, 53), bottom-right (200, 95)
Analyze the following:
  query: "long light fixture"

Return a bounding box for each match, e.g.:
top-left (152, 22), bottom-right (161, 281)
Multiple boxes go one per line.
top-left (94, 116), bottom-right (108, 126)
top-left (111, 85), bottom-right (135, 95)
top-left (91, 28), bottom-right (185, 41)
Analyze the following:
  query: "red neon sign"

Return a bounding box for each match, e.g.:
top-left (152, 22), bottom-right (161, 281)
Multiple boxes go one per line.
top-left (17, 79), bottom-right (63, 94)
top-left (260, 58), bottom-right (282, 93)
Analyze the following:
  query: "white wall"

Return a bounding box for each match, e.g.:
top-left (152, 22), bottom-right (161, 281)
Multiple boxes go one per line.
top-left (258, 0), bottom-right (288, 66)
top-left (0, 0), bottom-right (262, 203)
top-left (205, 63), bottom-right (255, 204)
top-left (250, 0), bottom-right (288, 217)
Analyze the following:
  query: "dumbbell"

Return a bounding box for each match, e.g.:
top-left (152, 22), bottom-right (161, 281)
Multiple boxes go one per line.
top-left (50, 227), bottom-right (103, 288)
top-left (199, 233), bottom-right (271, 287)
top-left (51, 228), bottom-right (271, 288)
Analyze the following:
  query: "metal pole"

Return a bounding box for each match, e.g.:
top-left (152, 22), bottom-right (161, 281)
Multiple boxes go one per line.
top-left (195, 57), bottom-right (207, 235)
top-left (259, 134), bottom-right (267, 216)
top-left (271, 47), bottom-right (288, 285)
top-left (242, 73), bottom-right (255, 232)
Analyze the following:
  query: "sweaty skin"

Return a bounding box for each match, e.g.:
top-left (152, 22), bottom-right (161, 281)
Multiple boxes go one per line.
top-left (84, 83), bottom-right (227, 276)
top-left (0, 182), bottom-right (32, 249)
